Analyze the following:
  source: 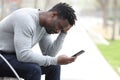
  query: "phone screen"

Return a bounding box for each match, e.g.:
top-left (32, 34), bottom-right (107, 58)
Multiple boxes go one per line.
top-left (72, 50), bottom-right (85, 57)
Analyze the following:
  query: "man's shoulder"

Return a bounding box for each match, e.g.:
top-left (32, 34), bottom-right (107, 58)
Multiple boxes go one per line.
top-left (12, 8), bottom-right (38, 20)
top-left (18, 8), bottom-right (37, 11)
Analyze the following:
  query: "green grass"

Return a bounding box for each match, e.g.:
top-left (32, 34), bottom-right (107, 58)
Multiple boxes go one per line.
top-left (96, 40), bottom-right (120, 76)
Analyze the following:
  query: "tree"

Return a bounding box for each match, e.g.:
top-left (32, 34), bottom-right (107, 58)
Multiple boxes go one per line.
top-left (96, 0), bottom-right (109, 28)
top-left (111, 0), bottom-right (118, 40)
top-left (34, 0), bottom-right (38, 8)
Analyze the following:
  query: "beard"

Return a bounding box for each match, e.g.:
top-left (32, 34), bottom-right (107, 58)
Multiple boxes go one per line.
top-left (45, 28), bottom-right (54, 34)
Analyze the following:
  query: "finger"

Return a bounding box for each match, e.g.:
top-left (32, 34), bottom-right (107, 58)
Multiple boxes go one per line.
top-left (68, 57), bottom-right (75, 62)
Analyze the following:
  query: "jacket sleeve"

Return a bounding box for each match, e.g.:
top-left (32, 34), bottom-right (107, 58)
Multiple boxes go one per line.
top-left (39, 32), bottom-right (67, 57)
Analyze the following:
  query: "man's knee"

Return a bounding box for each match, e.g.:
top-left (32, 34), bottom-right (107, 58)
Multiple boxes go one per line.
top-left (49, 65), bottom-right (61, 72)
top-left (21, 63), bottom-right (41, 80)
top-left (28, 63), bottom-right (41, 74)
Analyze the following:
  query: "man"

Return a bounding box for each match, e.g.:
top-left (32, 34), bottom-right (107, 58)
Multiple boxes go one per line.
top-left (0, 2), bottom-right (77, 80)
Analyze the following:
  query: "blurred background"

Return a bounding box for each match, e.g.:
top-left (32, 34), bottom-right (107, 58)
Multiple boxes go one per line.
top-left (0, 0), bottom-right (120, 80)
top-left (1, 0), bottom-right (120, 40)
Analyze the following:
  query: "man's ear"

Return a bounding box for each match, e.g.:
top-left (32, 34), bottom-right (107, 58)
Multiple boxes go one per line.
top-left (51, 11), bottom-right (58, 17)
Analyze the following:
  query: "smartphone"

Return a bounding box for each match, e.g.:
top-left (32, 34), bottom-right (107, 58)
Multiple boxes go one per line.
top-left (72, 50), bottom-right (85, 57)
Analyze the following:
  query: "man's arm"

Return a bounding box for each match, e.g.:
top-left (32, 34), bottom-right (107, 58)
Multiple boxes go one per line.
top-left (39, 32), bottom-right (67, 57)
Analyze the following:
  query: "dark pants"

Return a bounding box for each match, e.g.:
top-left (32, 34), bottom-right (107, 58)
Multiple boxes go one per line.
top-left (0, 52), bottom-right (60, 80)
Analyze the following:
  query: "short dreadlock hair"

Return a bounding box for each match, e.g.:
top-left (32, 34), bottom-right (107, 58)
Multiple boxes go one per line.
top-left (49, 3), bottom-right (77, 26)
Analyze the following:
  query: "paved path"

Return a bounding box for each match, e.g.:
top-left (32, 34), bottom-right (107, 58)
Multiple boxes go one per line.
top-left (52, 19), bottom-right (120, 80)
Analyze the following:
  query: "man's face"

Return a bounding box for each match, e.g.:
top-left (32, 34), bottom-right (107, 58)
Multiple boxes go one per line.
top-left (45, 12), bottom-right (72, 34)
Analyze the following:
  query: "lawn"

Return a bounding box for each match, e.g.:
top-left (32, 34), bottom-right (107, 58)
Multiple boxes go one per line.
top-left (96, 40), bottom-right (120, 76)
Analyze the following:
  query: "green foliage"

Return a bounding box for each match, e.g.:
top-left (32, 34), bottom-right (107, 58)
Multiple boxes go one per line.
top-left (97, 40), bottom-right (120, 76)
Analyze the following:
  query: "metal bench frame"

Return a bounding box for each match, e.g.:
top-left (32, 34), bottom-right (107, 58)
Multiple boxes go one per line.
top-left (0, 54), bottom-right (22, 80)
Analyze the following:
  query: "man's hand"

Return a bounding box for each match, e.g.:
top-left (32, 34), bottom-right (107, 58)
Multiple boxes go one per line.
top-left (61, 25), bottom-right (72, 33)
top-left (57, 55), bottom-right (77, 65)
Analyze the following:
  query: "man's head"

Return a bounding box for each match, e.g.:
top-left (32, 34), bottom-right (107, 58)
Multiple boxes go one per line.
top-left (42, 3), bottom-right (77, 34)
